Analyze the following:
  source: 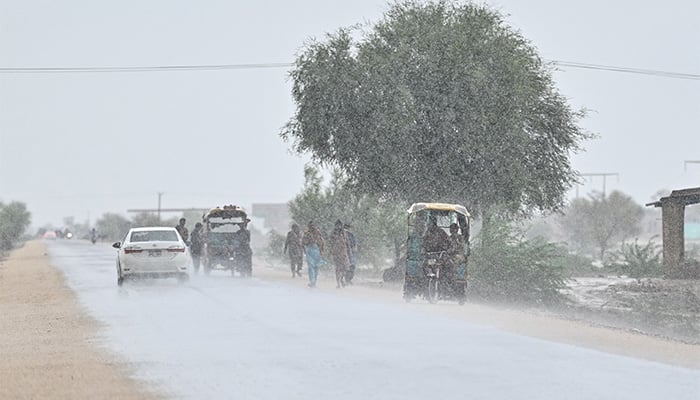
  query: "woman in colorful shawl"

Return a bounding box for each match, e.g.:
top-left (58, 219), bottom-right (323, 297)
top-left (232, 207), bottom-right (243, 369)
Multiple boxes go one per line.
top-left (302, 221), bottom-right (325, 288)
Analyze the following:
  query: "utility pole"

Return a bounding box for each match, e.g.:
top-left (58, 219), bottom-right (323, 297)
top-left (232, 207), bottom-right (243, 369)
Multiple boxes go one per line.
top-left (157, 192), bottom-right (163, 222)
top-left (578, 173), bottom-right (620, 198)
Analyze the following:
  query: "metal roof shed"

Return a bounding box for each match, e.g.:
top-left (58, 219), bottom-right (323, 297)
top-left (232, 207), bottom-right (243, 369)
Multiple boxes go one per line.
top-left (646, 187), bottom-right (700, 278)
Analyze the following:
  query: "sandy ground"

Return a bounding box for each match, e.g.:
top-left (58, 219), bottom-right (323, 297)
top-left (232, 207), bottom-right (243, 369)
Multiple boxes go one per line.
top-left (255, 258), bottom-right (700, 370)
top-left (0, 241), bottom-right (161, 400)
top-left (1, 242), bottom-right (698, 400)
top-left (560, 277), bottom-right (700, 344)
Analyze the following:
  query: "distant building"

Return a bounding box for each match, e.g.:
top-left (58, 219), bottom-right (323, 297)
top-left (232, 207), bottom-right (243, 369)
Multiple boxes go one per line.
top-left (251, 203), bottom-right (291, 234)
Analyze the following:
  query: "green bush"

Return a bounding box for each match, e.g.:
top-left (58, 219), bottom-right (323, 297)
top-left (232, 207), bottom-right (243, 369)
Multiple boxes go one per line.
top-left (469, 221), bottom-right (566, 304)
top-left (559, 252), bottom-right (599, 277)
top-left (0, 201), bottom-right (31, 251)
top-left (606, 238), bottom-right (662, 279)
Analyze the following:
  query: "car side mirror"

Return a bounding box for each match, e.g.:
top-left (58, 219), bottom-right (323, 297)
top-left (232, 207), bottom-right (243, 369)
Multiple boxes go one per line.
top-left (112, 242), bottom-right (121, 249)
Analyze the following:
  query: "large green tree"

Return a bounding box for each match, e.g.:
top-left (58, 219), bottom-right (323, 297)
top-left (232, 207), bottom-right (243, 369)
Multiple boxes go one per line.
top-left (282, 0), bottom-right (587, 219)
top-left (0, 201), bottom-right (31, 251)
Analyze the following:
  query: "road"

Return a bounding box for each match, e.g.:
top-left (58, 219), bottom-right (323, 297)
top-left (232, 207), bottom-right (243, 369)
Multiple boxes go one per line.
top-left (44, 240), bottom-right (700, 399)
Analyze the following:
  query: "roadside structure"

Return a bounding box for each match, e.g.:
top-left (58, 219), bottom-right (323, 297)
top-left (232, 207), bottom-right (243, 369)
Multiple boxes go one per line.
top-left (646, 187), bottom-right (700, 278)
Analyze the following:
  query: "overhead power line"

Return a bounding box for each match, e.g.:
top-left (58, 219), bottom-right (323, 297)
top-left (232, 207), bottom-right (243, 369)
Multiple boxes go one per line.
top-left (0, 60), bottom-right (698, 80)
top-left (0, 62), bottom-right (294, 74)
top-left (551, 60), bottom-right (700, 81)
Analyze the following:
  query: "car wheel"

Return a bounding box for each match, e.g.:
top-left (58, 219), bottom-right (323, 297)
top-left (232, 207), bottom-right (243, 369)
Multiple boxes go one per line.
top-left (117, 261), bottom-right (124, 286)
top-left (177, 274), bottom-right (189, 284)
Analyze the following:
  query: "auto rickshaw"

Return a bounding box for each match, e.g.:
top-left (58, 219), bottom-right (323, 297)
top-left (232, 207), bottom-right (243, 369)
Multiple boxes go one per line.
top-left (403, 202), bottom-right (470, 305)
top-left (202, 205), bottom-right (253, 277)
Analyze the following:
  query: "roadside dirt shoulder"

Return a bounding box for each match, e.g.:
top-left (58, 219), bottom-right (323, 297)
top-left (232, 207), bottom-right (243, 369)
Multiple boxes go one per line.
top-left (0, 240), bottom-right (161, 400)
top-left (254, 260), bottom-right (700, 369)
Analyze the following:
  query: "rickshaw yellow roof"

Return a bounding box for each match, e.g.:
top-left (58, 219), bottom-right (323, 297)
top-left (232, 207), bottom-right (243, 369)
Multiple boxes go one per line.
top-left (407, 202), bottom-right (470, 217)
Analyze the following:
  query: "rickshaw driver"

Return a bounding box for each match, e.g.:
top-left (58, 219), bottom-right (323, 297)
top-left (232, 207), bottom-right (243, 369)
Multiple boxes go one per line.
top-left (422, 216), bottom-right (449, 254)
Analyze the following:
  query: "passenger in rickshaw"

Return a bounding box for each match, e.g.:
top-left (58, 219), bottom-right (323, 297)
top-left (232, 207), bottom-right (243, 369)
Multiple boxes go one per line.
top-left (445, 223), bottom-right (466, 282)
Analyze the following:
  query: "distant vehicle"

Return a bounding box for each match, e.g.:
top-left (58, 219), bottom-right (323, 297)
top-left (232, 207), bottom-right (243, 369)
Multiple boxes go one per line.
top-left (202, 205), bottom-right (253, 276)
top-left (42, 230), bottom-right (57, 240)
top-left (112, 227), bottom-right (190, 286)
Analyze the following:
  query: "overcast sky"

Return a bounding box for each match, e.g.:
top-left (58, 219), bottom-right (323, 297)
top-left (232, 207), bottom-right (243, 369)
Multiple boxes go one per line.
top-left (1, 0), bottom-right (698, 228)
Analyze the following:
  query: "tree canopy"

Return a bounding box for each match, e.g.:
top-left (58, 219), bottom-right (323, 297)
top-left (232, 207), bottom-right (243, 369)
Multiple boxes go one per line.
top-left (288, 166), bottom-right (405, 267)
top-left (96, 213), bottom-right (133, 242)
top-left (282, 0), bottom-right (587, 218)
top-left (0, 201), bottom-right (31, 251)
top-left (559, 190), bottom-right (644, 261)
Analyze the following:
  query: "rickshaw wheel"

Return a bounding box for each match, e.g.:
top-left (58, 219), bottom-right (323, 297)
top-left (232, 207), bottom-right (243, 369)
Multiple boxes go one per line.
top-left (427, 278), bottom-right (439, 304)
top-left (457, 283), bottom-right (467, 305)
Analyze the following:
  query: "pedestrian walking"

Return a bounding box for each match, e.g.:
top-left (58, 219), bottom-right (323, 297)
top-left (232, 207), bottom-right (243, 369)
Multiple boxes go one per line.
top-left (284, 223), bottom-right (304, 278)
top-left (329, 220), bottom-right (351, 288)
top-left (344, 223), bottom-right (357, 285)
top-left (302, 221), bottom-right (325, 288)
top-left (236, 218), bottom-right (253, 276)
top-left (175, 218), bottom-right (189, 243)
top-left (190, 222), bottom-right (204, 274)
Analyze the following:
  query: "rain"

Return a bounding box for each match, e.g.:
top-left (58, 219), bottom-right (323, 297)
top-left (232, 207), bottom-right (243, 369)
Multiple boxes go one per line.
top-left (1, 1), bottom-right (699, 399)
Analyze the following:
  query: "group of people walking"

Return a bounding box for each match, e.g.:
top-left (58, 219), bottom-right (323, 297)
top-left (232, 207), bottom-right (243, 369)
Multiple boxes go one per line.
top-left (283, 220), bottom-right (357, 288)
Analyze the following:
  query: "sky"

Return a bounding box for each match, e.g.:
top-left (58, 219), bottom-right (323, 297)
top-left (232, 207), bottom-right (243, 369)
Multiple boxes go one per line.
top-left (1, 0), bottom-right (698, 228)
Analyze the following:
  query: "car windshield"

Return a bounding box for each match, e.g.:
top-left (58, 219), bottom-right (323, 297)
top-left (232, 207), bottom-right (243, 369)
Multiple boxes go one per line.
top-left (129, 230), bottom-right (179, 242)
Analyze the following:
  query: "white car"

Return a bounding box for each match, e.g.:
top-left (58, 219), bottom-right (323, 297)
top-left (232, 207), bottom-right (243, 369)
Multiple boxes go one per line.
top-left (113, 227), bottom-right (190, 286)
